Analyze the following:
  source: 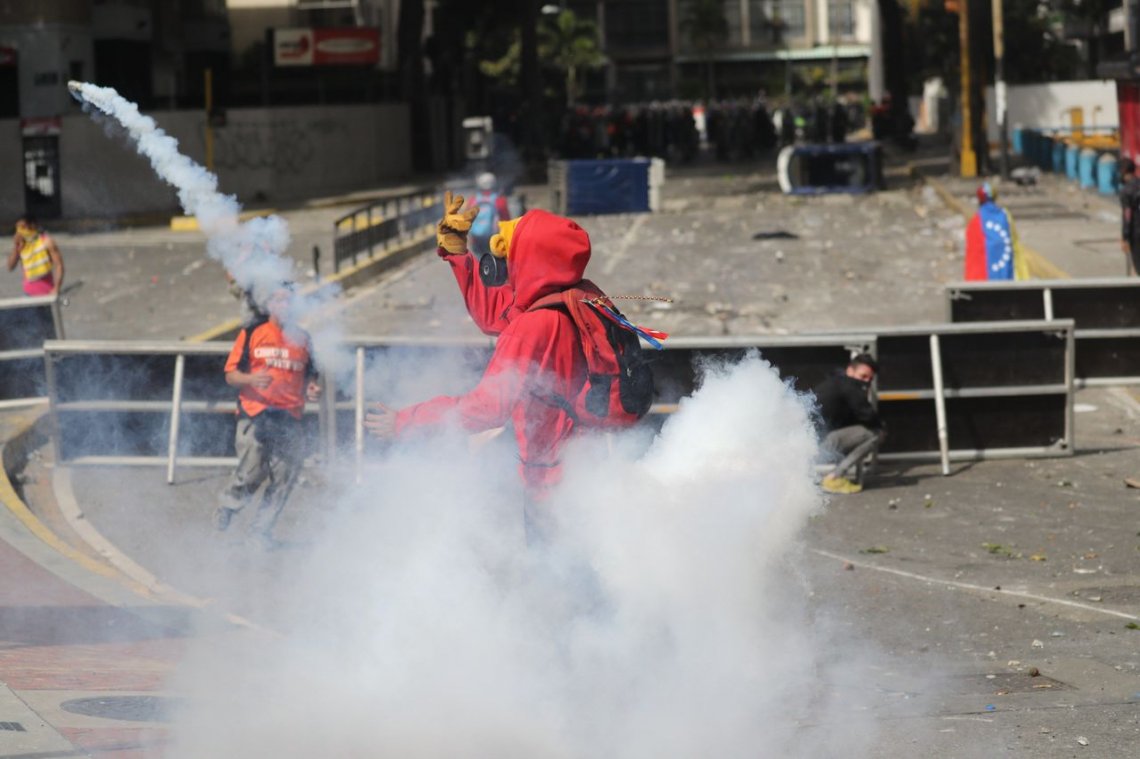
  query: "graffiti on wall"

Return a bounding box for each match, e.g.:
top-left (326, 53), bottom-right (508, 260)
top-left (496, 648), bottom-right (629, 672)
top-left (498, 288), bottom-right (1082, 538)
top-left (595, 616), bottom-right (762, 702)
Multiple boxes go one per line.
top-left (202, 118), bottom-right (350, 175)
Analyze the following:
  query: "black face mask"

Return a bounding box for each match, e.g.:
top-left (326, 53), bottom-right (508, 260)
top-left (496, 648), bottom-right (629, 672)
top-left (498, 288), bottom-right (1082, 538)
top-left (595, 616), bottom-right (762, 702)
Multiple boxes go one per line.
top-left (479, 252), bottom-right (509, 287)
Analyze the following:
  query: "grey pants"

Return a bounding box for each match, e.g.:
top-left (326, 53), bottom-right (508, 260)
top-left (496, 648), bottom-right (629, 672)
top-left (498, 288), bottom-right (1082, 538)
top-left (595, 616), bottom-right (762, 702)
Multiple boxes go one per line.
top-left (821, 425), bottom-right (880, 481)
top-left (219, 415), bottom-right (303, 538)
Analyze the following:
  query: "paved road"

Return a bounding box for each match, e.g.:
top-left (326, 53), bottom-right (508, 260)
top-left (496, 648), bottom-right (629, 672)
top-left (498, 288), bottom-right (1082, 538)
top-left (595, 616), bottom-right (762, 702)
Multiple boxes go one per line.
top-left (4, 156), bottom-right (1140, 756)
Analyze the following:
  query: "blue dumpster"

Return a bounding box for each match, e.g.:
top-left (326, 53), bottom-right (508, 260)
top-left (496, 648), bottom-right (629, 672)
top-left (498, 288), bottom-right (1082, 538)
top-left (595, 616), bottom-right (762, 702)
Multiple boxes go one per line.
top-left (1097, 152), bottom-right (1120, 195)
top-left (1012, 127), bottom-right (1023, 156)
top-left (559, 159), bottom-right (660, 215)
top-left (1078, 148), bottom-right (1097, 189)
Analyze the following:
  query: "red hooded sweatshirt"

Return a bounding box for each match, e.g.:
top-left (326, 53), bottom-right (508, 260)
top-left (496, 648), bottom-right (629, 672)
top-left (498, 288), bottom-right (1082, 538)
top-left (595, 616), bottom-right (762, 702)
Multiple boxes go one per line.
top-left (395, 210), bottom-right (591, 499)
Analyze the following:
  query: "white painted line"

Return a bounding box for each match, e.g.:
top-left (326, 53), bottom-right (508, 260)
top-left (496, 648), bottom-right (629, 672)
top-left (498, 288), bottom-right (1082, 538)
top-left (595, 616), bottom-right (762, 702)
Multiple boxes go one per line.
top-left (811, 548), bottom-right (1140, 622)
top-left (1107, 386), bottom-right (1140, 422)
top-left (601, 214), bottom-right (648, 275)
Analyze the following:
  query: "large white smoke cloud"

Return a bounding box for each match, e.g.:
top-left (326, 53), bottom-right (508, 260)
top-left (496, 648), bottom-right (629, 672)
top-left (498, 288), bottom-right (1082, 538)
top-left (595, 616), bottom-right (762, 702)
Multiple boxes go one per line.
top-left (165, 355), bottom-right (877, 758)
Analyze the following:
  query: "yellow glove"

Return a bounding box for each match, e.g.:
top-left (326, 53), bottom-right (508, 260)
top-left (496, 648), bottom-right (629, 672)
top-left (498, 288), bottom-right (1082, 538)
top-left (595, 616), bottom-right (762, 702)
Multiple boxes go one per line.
top-left (489, 217), bottom-right (520, 258)
top-left (436, 190), bottom-right (479, 254)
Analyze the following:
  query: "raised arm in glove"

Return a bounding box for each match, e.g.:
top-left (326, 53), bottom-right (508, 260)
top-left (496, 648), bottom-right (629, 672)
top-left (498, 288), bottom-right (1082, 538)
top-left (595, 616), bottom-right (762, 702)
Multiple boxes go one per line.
top-left (436, 190), bottom-right (480, 254)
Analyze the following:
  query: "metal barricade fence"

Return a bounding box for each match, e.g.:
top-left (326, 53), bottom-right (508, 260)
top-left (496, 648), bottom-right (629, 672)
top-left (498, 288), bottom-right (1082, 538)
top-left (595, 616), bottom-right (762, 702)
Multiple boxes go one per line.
top-left (946, 278), bottom-right (1140, 386)
top-left (324, 334), bottom-right (876, 482)
top-left (860, 320), bottom-right (1075, 473)
top-left (0, 295), bottom-right (63, 408)
top-left (42, 323), bottom-right (1073, 482)
top-left (332, 189), bottom-right (443, 273)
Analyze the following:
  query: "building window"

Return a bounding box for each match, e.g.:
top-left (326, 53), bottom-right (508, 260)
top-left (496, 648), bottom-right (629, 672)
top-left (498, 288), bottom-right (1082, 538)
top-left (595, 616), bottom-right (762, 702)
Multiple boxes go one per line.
top-left (828, 0), bottom-right (855, 38)
top-left (606, 0), bottom-right (669, 52)
top-left (749, 0), bottom-right (772, 42)
top-left (771, 0), bottom-right (805, 39)
top-left (722, 0), bottom-right (743, 46)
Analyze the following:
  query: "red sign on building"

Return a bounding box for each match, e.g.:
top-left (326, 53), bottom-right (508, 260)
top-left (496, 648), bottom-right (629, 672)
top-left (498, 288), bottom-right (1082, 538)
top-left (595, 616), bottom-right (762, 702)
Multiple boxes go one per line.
top-left (273, 28), bottom-right (380, 67)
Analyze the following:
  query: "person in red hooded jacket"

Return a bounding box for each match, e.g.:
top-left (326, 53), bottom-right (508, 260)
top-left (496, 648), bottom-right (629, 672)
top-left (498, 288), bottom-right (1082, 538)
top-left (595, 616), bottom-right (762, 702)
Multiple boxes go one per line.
top-left (365, 191), bottom-right (593, 514)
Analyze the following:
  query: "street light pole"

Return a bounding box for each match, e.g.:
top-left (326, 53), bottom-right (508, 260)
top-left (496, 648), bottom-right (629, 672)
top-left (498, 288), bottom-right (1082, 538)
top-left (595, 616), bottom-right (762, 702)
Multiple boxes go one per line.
top-left (992, 0), bottom-right (1009, 179)
top-left (959, 0), bottom-right (977, 177)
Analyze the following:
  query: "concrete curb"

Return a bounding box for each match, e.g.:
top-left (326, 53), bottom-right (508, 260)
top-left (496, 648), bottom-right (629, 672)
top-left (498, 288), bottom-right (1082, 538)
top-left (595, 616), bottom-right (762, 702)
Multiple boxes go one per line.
top-left (0, 410), bottom-right (155, 598)
top-left (913, 167), bottom-right (1070, 280)
top-left (0, 403), bottom-right (276, 633)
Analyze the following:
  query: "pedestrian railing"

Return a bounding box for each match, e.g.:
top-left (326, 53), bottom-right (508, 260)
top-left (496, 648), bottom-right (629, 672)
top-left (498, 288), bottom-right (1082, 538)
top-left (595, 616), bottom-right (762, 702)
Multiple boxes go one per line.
top-left (0, 295), bottom-right (63, 407)
top-left (946, 279), bottom-right (1140, 386)
top-left (42, 340), bottom-right (325, 484)
top-left (332, 189), bottom-right (442, 273)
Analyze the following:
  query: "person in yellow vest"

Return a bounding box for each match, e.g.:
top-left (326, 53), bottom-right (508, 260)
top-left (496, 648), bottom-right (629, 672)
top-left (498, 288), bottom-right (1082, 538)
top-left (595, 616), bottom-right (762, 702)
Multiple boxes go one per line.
top-left (8, 217), bottom-right (64, 297)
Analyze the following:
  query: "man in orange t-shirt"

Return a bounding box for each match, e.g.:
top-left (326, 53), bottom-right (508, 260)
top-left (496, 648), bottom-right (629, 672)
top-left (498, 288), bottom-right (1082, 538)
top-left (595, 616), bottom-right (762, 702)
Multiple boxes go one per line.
top-left (214, 284), bottom-right (321, 547)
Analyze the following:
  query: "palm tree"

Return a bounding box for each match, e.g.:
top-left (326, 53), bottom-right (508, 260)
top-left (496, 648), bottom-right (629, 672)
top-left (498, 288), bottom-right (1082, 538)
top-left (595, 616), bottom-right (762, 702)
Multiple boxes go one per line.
top-left (480, 9), bottom-right (606, 106)
top-left (680, 0), bottom-right (729, 101)
top-left (540, 10), bottom-right (607, 107)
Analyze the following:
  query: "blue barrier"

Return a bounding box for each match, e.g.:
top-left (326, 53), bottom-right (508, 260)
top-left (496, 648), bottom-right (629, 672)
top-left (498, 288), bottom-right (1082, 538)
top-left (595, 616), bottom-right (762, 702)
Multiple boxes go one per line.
top-left (1029, 130), bottom-right (1050, 170)
top-left (561, 159), bottom-right (655, 215)
top-left (1078, 148), bottom-right (1097, 189)
top-left (1051, 139), bottom-right (1066, 173)
top-left (1097, 152), bottom-right (1119, 195)
top-left (1065, 143), bottom-right (1080, 180)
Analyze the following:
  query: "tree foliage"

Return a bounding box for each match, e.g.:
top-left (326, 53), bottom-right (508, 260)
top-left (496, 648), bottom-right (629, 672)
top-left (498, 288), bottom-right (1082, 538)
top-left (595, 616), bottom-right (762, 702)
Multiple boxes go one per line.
top-left (905, 0), bottom-right (1082, 90)
top-left (478, 9), bottom-right (605, 106)
top-left (540, 10), bottom-right (607, 106)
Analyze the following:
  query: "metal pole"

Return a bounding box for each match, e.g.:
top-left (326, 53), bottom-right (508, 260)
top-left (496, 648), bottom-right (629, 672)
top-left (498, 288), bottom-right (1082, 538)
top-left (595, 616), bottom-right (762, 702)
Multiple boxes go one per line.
top-left (51, 297), bottom-right (64, 340)
top-left (831, 44), bottom-right (839, 100)
top-left (929, 334), bottom-right (951, 476)
top-left (312, 245), bottom-right (320, 283)
top-left (166, 353), bottom-right (186, 485)
top-left (1063, 325), bottom-right (1076, 454)
top-left (992, 0), bottom-right (1009, 179)
top-left (204, 68), bottom-right (215, 173)
top-left (355, 346), bottom-right (365, 485)
top-left (1043, 288), bottom-right (1054, 321)
top-left (42, 349), bottom-right (63, 465)
top-left (959, 0), bottom-right (977, 177)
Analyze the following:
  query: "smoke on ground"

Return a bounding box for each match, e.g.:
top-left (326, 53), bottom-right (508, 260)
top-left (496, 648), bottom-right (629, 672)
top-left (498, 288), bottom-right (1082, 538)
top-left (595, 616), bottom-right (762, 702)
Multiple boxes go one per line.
top-left (164, 354), bottom-right (878, 758)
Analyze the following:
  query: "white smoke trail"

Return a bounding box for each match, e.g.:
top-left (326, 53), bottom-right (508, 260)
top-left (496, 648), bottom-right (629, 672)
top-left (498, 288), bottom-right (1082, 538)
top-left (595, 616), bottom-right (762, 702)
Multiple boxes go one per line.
top-left (165, 355), bottom-right (880, 757)
top-left (67, 81), bottom-right (342, 368)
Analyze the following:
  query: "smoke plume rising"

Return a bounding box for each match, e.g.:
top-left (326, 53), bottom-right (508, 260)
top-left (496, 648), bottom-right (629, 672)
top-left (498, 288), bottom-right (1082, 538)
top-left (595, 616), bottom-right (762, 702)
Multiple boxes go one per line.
top-left (67, 81), bottom-right (342, 371)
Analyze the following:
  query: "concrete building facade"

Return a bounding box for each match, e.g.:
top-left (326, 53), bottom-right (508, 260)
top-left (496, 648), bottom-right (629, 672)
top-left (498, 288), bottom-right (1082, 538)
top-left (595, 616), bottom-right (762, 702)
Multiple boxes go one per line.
top-left (565, 0), bottom-right (877, 102)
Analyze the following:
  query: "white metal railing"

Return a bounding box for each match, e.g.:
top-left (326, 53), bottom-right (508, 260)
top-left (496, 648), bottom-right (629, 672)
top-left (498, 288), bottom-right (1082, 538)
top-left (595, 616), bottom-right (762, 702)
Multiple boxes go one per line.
top-left (0, 295), bottom-right (63, 408)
